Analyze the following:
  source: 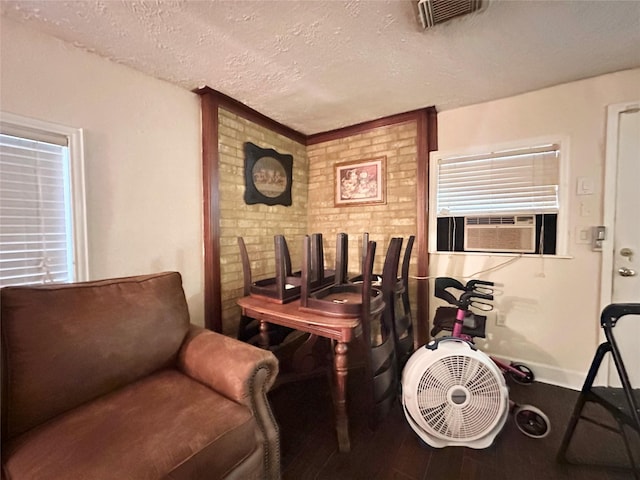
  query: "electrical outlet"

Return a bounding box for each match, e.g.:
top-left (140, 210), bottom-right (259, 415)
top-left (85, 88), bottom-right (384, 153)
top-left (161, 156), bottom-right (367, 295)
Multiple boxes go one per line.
top-left (577, 176), bottom-right (594, 195)
top-left (575, 226), bottom-right (591, 244)
top-left (495, 313), bottom-right (507, 327)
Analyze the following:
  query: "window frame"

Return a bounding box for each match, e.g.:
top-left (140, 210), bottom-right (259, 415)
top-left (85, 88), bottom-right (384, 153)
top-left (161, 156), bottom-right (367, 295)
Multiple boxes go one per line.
top-left (428, 136), bottom-right (570, 256)
top-left (0, 111), bottom-right (88, 284)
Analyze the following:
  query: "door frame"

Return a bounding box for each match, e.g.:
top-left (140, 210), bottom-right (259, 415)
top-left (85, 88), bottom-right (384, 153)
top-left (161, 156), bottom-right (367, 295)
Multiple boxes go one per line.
top-left (598, 101), bottom-right (640, 384)
top-left (600, 100), bottom-right (640, 310)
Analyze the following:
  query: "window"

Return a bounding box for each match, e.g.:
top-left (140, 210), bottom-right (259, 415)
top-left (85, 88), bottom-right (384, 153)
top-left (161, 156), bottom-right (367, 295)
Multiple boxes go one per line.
top-left (430, 141), bottom-right (566, 255)
top-left (0, 113), bottom-right (87, 286)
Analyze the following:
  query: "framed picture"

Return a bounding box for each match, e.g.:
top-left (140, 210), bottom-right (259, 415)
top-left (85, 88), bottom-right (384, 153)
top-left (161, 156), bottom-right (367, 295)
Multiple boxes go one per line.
top-left (334, 156), bottom-right (386, 207)
top-left (243, 142), bottom-right (293, 206)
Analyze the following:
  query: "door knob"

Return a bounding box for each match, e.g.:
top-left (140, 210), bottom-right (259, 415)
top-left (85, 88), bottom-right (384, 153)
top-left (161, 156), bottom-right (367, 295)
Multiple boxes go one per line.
top-left (618, 267), bottom-right (637, 277)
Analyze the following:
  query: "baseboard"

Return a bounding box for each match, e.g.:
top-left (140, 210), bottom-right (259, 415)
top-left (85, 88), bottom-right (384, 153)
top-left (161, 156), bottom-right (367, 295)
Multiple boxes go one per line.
top-left (429, 335), bottom-right (588, 390)
top-left (499, 357), bottom-right (585, 391)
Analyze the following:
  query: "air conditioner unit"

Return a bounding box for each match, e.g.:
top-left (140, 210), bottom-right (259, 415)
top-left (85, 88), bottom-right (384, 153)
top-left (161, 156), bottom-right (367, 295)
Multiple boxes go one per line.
top-left (464, 215), bottom-right (536, 253)
top-left (418, 0), bottom-right (484, 29)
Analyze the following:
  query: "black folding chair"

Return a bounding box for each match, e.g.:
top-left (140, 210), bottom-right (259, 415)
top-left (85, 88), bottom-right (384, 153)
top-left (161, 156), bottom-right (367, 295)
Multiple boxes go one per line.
top-left (557, 303), bottom-right (640, 479)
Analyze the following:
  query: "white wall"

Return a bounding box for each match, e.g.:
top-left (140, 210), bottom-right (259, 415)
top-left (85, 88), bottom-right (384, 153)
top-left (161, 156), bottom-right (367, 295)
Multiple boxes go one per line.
top-left (0, 19), bottom-right (205, 325)
top-left (432, 69), bottom-right (640, 389)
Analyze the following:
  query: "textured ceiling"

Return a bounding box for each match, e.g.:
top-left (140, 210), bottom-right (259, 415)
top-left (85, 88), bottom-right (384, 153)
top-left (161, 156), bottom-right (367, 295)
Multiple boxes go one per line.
top-left (2, 0), bottom-right (640, 135)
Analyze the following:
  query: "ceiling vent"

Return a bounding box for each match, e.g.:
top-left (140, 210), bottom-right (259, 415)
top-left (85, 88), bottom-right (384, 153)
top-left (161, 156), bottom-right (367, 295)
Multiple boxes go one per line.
top-left (418, 0), bottom-right (484, 29)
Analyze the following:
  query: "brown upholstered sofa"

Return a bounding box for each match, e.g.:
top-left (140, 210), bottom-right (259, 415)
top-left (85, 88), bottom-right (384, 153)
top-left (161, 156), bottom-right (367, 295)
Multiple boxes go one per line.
top-left (1, 272), bottom-right (280, 480)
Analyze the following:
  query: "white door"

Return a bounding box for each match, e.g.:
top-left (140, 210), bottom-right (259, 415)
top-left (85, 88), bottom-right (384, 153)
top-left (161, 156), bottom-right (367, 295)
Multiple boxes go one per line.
top-left (602, 102), bottom-right (640, 387)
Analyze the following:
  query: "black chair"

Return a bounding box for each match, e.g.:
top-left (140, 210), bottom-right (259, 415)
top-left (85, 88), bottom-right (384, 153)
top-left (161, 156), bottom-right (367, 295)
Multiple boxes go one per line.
top-left (355, 233), bottom-right (415, 371)
top-left (359, 240), bottom-right (397, 426)
top-left (396, 235), bottom-right (415, 368)
top-left (298, 237), bottom-right (394, 426)
top-left (557, 303), bottom-right (640, 479)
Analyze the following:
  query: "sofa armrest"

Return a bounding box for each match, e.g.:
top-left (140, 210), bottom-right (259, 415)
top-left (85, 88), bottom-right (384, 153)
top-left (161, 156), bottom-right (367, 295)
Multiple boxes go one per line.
top-left (178, 326), bottom-right (281, 479)
top-left (178, 325), bottom-right (278, 407)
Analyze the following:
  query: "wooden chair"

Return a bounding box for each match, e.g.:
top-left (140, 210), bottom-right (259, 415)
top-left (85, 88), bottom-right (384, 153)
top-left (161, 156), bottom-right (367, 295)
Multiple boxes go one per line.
top-left (239, 235), bottom-right (302, 305)
top-left (360, 240), bottom-right (397, 425)
top-left (302, 236), bottom-right (395, 425)
top-left (271, 233), bottom-right (351, 388)
top-left (298, 235), bottom-right (397, 426)
top-left (237, 236), bottom-right (295, 344)
top-left (557, 303), bottom-right (640, 477)
top-left (334, 232), bottom-right (349, 285)
top-left (356, 233), bottom-right (416, 370)
top-left (397, 235), bottom-right (415, 368)
top-left (237, 233), bottom-right (347, 347)
top-left (309, 233), bottom-right (338, 289)
top-left (379, 237), bottom-right (411, 371)
top-left (299, 233), bottom-right (371, 318)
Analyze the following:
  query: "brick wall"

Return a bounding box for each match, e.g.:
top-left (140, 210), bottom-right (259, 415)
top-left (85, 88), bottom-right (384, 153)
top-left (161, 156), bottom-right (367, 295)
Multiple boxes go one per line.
top-left (307, 121), bottom-right (418, 277)
top-left (218, 108), bottom-right (308, 335)
top-left (217, 113), bottom-right (420, 336)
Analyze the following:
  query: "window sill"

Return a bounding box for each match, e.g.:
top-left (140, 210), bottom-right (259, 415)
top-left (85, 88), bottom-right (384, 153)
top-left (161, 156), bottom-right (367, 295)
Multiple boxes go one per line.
top-left (429, 251), bottom-right (573, 259)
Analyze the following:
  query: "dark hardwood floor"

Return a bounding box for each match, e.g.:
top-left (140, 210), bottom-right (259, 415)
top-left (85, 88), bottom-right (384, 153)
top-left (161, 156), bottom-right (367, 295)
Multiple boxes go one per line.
top-left (269, 366), bottom-right (638, 480)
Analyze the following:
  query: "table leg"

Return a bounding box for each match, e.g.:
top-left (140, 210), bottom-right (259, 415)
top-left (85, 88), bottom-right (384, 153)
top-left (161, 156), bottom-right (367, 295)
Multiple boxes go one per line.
top-left (333, 341), bottom-right (350, 453)
top-left (259, 320), bottom-right (270, 349)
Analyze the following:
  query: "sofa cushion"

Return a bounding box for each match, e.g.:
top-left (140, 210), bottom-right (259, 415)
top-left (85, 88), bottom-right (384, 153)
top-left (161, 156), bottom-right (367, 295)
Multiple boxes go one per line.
top-left (1, 272), bottom-right (190, 439)
top-left (2, 370), bottom-right (258, 480)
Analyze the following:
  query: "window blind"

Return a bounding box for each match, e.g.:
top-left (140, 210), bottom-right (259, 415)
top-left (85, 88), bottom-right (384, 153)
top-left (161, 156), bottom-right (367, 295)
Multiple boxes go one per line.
top-left (435, 144), bottom-right (560, 217)
top-left (0, 132), bottom-right (73, 286)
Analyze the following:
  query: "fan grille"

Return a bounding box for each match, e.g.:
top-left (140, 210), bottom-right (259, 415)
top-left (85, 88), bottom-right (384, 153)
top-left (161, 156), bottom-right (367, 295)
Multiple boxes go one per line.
top-left (415, 354), bottom-right (504, 440)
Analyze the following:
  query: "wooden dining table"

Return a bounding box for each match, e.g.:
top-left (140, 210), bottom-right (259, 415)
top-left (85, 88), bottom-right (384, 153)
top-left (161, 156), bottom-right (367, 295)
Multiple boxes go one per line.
top-left (237, 295), bottom-right (362, 453)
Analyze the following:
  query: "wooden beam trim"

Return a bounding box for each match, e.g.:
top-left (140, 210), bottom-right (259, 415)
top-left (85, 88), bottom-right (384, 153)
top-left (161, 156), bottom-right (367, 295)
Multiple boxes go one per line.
top-left (200, 93), bottom-right (223, 332)
top-left (416, 106), bottom-right (438, 345)
top-left (195, 87), bottom-right (306, 145)
top-left (306, 108), bottom-right (431, 145)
